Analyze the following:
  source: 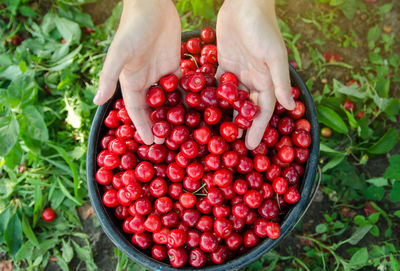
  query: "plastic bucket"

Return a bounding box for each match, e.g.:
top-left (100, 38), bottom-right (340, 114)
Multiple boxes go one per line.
top-left (87, 30), bottom-right (320, 270)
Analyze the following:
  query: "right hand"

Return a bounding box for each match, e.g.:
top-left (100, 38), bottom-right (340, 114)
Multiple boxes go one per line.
top-left (93, 0), bottom-right (181, 145)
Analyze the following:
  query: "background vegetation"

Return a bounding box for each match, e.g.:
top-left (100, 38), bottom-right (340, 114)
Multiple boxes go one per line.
top-left (0, 0), bottom-right (399, 270)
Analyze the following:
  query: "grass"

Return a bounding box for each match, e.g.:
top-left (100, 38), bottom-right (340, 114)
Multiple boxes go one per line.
top-left (0, 0), bottom-right (399, 270)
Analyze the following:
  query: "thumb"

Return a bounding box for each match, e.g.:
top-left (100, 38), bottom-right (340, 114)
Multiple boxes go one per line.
top-left (93, 41), bottom-right (126, 105)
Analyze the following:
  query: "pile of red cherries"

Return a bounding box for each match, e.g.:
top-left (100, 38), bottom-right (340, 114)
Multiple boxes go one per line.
top-left (95, 27), bottom-right (311, 268)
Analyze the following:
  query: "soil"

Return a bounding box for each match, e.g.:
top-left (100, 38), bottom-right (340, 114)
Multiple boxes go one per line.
top-left (74, 0), bottom-right (400, 270)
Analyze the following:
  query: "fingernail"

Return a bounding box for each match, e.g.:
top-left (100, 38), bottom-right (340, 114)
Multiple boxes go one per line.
top-left (289, 98), bottom-right (296, 109)
top-left (93, 91), bottom-right (101, 104)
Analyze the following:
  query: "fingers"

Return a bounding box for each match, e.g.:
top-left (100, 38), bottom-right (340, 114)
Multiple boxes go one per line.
top-left (245, 91), bottom-right (276, 150)
top-left (121, 88), bottom-right (154, 146)
top-left (266, 50), bottom-right (295, 111)
top-left (93, 40), bottom-right (126, 105)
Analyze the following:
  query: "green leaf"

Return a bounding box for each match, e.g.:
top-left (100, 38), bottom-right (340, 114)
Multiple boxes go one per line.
top-left (334, 79), bottom-right (366, 99)
top-left (357, 118), bottom-right (373, 139)
top-left (354, 215), bottom-right (366, 225)
top-left (5, 0), bottom-right (21, 15)
top-left (4, 213), bottom-right (23, 256)
top-left (322, 154), bottom-right (346, 172)
top-left (394, 210), bottom-right (400, 218)
top-left (384, 155), bottom-right (400, 180)
top-left (384, 98), bottom-right (400, 122)
top-left (0, 73), bottom-right (37, 108)
top-left (367, 25), bottom-right (381, 49)
top-left (72, 240), bottom-right (97, 271)
top-left (4, 142), bottom-right (22, 169)
top-left (62, 240), bottom-right (74, 263)
top-left (0, 208), bottom-right (11, 243)
top-left (316, 223), bottom-right (328, 234)
top-left (338, 0), bottom-right (357, 19)
top-left (368, 128), bottom-right (399, 154)
top-left (20, 105), bottom-right (49, 141)
top-left (341, 106), bottom-right (357, 129)
top-left (349, 247), bottom-right (368, 267)
top-left (365, 177), bottom-right (388, 187)
top-left (54, 16), bottom-right (81, 44)
top-left (191, 0), bottom-right (216, 20)
top-left (390, 181), bottom-right (400, 202)
top-left (370, 225), bottom-right (380, 237)
top-left (320, 143), bottom-right (344, 154)
top-left (18, 5), bottom-right (37, 17)
top-left (0, 115), bottom-right (19, 156)
top-left (317, 105), bottom-right (348, 134)
top-left (378, 3), bottom-right (392, 14)
top-left (368, 213), bottom-right (380, 224)
top-left (21, 215), bottom-right (39, 246)
top-left (346, 225), bottom-right (372, 245)
top-left (362, 186), bottom-right (385, 201)
top-left (47, 143), bottom-right (81, 202)
top-left (33, 184), bottom-right (43, 227)
top-left (15, 241), bottom-right (34, 261)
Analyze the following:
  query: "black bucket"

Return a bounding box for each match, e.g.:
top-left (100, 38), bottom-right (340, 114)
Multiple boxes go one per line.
top-left (87, 31), bottom-right (320, 270)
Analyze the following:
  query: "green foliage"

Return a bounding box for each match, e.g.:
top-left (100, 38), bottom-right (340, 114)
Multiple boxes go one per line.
top-left (0, 0), bottom-right (399, 270)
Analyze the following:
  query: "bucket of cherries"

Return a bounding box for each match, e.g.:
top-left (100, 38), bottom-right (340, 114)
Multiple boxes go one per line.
top-left (87, 28), bottom-right (319, 270)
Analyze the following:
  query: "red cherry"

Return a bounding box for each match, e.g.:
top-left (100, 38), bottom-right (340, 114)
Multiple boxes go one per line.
top-left (222, 151), bottom-right (239, 168)
top-left (220, 72), bottom-right (239, 86)
top-left (243, 190), bottom-right (263, 209)
top-left (189, 73), bottom-right (206, 92)
top-left (240, 101), bottom-right (259, 121)
top-left (194, 126), bottom-right (212, 145)
top-left (168, 229), bottom-right (187, 248)
top-left (234, 114), bottom-right (251, 129)
top-left (96, 167), bottom-right (113, 185)
top-left (199, 232), bottom-right (218, 253)
top-left (278, 145), bottom-right (295, 163)
top-left (152, 244), bottom-right (167, 261)
top-left (155, 197), bottom-right (173, 214)
top-left (135, 161), bottom-right (154, 182)
top-left (284, 186), bottom-right (301, 204)
top-left (212, 168), bottom-right (233, 188)
top-left (152, 121), bottom-right (171, 138)
top-left (189, 248), bottom-right (207, 268)
top-left (216, 82), bottom-right (239, 104)
top-left (214, 218), bottom-right (233, 238)
top-left (42, 208), bottom-right (56, 222)
top-left (200, 27), bottom-right (216, 43)
top-left (186, 38), bottom-right (201, 54)
top-left (103, 189), bottom-right (119, 207)
top-left (160, 74), bottom-right (179, 92)
top-left (265, 222), bottom-right (281, 239)
top-left (295, 119), bottom-right (311, 132)
top-left (144, 214), bottom-right (162, 232)
top-left (179, 192), bottom-right (197, 209)
top-left (146, 87), bottom-right (166, 107)
top-left (219, 122), bottom-right (239, 142)
top-left (208, 136), bottom-right (227, 155)
top-left (167, 106), bottom-right (185, 126)
top-left (292, 129), bottom-right (311, 148)
top-left (204, 107), bottom-right (222, 125)
top-left (258, 199), bottom-right (279, 219)
top-left (166, 162), bottom-right (185, 182)
top-left (288, 101), bottom-right (305, 119)
top-left (168, 247), bottom-right (188, 268)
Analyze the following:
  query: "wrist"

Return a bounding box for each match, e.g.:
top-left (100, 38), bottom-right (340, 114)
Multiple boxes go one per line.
top-left (221, 0), bottom-right (276, 16)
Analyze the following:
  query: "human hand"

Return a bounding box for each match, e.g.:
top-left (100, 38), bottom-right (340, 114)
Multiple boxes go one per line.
top-left (216, 0), bottom-right (295, 150)
top-left (93, 0), bottom-right (181, 145)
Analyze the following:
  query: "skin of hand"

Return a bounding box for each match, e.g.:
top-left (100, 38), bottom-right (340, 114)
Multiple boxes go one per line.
top-left (216, 0), bottom-right (295, 150)
top-left (93, 0), bottom-right (181, 145)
